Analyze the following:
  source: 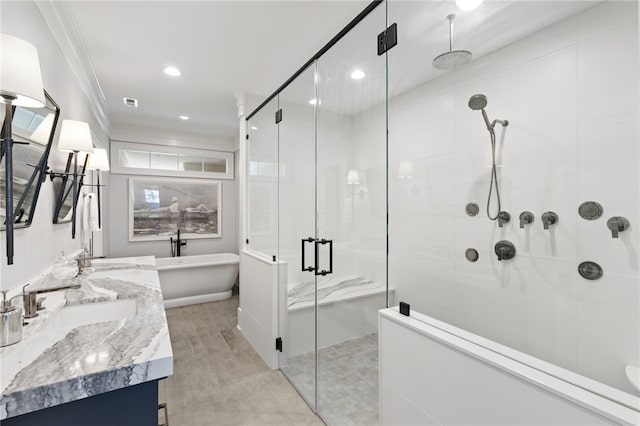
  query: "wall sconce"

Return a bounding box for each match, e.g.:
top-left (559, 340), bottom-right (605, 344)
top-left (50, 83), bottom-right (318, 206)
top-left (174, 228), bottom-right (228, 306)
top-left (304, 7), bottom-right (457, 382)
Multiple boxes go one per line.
top-left (0, 33), bottom-right (45, 265)
top-left (398, 161), bottom-right (414, 179)
top-left (57, 119), bottom-right (94, 239)
top-left (86, 148), bottom-right (109, 229)
top-left (347, 169), bottom-right (360, 185)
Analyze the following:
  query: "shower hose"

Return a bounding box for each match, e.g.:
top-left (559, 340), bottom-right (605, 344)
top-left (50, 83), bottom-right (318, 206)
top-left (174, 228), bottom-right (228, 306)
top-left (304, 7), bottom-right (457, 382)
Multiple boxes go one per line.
top-left (487, 129), bottom-right (501, 221)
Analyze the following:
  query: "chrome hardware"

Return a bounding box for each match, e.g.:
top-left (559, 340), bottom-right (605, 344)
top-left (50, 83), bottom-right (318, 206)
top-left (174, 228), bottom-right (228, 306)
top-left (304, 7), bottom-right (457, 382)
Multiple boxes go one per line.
top-left (578, 201), bottom-right (603, 221)
top-left (519, 211), bottom-right (534, 228)
top-left (0, 290), bottom-right (23, 347)
top-left (497, 211), bottom-right (511, 228)
top-left (76, 254), bottom-right (106, 274)
top-left (607, 216), bottom-right (630, 238)
top-left (23, 282), bottom-right (81, 319)
top-left (494, 240), bottom-right (516, 261)
top-left (541, 211), bottom-right (558, 230)
top-left (465, 203), bottom-right (479, 217)
top-left (578, 261), bottom-right (603, 280)
top-left (465, 248), bottom-right (479, 262)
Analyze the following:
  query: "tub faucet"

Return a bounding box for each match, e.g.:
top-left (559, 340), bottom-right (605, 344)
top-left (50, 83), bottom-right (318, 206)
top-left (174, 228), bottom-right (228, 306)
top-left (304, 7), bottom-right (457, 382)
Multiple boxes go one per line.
top-left (23, 282), bottom-right (81, 319)
top-left (170, 229), bottom-right (187, 257)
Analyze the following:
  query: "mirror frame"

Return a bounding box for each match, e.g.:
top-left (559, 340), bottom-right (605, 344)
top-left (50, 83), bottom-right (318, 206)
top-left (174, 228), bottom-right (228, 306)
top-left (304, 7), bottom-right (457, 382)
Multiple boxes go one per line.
top-left (0, 90), bottom-right (61, 230)
top-left (53, 152), bottom-right (88, 224)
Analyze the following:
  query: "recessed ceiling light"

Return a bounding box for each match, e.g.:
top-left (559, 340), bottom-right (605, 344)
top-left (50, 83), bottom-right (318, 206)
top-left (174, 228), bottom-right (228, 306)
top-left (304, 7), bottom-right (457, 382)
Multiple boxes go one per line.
top-left (179, 115), bottom-right (189, 120)
top-left (456, 0), bottom-right (483, 11)
top-left (350, 70), bottom-right (365, 80)
top-left (251, 126), bottom-right (258, 130)
top-left (164, 66), bottom-right (181, 77)
top-left (309, 98), bottom-right (321, 105)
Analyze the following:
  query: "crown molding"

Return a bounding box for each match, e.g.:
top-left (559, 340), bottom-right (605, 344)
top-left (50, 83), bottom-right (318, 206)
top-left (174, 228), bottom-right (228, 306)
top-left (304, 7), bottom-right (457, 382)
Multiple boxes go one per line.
top-left (35, 1), bottom-right (110, 137)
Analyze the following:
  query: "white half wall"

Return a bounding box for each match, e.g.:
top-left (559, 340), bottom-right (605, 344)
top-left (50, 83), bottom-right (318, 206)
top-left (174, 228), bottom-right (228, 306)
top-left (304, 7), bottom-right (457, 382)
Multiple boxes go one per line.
top-left (379, 308), bottom-right (638, 426)
top-left (238, 250), bottom-right (284, 369)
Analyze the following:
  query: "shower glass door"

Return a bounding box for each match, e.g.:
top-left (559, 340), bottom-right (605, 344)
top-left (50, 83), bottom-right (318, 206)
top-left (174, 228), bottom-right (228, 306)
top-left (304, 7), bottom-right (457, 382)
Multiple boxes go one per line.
top-left (315, 4), bottom-right (388, 424)
top-left (277, 65), bottom-right (318, 408)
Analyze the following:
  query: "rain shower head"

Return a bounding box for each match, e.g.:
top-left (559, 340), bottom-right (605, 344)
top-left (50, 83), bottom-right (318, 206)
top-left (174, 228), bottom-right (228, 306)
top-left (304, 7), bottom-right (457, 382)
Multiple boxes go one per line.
top-left (433, 50), bottom-right (472, 71)
top-left (468, 94), bottom-right (488, 110)
top-left (433, 14), bottom-right (472, 70)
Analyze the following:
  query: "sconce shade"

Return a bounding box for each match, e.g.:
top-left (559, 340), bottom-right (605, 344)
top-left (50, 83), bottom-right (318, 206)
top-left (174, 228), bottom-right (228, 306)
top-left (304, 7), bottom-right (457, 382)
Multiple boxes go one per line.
top-left (398, 161), bottom-right (413, 179)
top-left (87, 148), bottom-right (110, 171)
top-left (347, 169), bottom-right (360, 185)
top-left (58, 120), bottom-right (94, 153)
top-left (0, 33), bottom-right (45, 108)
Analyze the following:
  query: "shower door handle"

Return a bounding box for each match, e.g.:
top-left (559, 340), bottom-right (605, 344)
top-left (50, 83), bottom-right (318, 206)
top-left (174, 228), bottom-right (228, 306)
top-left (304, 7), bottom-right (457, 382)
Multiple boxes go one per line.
top-left (315, 239), bottom-right (333, 276)
top-left (301, 237), bottom-right (316, 272)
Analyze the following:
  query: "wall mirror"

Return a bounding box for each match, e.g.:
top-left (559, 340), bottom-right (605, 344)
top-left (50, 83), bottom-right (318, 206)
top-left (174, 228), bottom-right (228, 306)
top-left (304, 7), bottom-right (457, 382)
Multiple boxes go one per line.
top-left (0, 90), bottom-right (60, 229)
top-left (53, 152), bottom-right (88, 224)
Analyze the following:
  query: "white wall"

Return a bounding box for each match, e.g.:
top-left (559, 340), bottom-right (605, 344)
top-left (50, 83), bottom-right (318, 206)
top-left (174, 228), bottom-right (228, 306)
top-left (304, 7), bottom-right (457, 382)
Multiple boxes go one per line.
top-left (106, 122), bottom-right (240, 259)
top-left (106, 130), bottom-right (239, 259)
top-left (107, 170), bottom-right (238, 259)
top-left (0, 1), bottom-right (109, 293)
top-left (352, 1), bottom-right (639, 394)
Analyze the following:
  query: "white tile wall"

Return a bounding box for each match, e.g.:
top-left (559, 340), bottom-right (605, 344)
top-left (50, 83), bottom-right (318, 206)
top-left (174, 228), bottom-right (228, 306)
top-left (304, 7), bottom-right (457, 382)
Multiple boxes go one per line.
top-left (358, 1), bottom-right (639, 394)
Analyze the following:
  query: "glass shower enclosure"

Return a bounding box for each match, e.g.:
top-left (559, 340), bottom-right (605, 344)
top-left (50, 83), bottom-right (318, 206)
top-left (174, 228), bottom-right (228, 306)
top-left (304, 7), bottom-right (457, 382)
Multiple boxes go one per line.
top-left (247, 0), bottom-right (640, 423)
top-left (247, 2), bottom-right (388, 424)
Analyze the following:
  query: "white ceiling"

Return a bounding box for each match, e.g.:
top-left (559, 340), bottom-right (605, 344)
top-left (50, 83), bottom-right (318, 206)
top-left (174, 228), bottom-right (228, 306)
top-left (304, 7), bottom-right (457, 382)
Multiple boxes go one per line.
top-left (66, 1), bottom-right (369, 140)
top-left (67, 1), bottom-right (600, 140)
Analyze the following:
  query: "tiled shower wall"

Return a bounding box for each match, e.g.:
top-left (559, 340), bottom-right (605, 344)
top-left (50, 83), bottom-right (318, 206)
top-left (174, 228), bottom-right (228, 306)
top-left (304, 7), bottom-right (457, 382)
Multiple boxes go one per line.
top-left (354, 1), bottom-right (638, 393)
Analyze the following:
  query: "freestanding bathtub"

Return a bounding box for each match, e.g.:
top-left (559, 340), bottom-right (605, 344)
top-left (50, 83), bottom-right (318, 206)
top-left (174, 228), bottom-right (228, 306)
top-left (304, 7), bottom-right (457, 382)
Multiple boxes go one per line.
top-left (156, 253), bottom-right (239, 308)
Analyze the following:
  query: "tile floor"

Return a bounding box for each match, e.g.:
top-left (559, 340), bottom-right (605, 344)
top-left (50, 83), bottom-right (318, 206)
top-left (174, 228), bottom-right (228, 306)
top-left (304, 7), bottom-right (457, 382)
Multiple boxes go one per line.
top-left (282, 334), bottom-right (379, 426)
top-left (159, 291), bottom-right (324, 426)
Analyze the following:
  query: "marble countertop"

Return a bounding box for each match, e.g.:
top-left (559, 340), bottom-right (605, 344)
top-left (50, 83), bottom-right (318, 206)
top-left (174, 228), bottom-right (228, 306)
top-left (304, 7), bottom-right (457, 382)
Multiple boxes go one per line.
top-left (0, 256), bottom-right (173, 420)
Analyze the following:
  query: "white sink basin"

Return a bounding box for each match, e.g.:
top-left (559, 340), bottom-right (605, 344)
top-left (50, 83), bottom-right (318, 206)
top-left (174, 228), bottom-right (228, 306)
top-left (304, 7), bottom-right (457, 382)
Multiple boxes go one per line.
top-left (51, 298), bottom-right (137, 330)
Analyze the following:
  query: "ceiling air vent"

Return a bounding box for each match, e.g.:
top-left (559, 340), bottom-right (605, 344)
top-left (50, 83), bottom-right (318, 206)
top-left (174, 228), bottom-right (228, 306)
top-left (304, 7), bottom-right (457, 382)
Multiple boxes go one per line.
top-left (123, 97), bottom-right (138, 108)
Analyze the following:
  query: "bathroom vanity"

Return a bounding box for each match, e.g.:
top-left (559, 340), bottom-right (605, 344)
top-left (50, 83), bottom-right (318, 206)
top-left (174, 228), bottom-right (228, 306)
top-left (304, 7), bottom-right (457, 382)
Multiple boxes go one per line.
top-left (0, 256), bottom-right (173, 426)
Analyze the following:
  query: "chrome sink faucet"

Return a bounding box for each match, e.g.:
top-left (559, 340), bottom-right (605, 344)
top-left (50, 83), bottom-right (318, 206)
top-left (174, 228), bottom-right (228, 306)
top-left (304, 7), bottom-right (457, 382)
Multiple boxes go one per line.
top-left (23, 282), bottom-right (81, 319)
top-left (75, 253), bottom-right (106, 274)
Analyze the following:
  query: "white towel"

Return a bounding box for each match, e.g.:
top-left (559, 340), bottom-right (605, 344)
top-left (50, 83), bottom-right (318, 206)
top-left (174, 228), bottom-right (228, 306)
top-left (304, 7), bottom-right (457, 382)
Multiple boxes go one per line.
top-left (82, 193), bottom-right (100, 236)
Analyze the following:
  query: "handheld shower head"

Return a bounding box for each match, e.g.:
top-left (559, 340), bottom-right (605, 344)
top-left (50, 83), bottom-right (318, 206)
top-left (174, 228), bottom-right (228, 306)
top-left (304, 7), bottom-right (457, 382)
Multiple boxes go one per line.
top-left (468, 94), bottom-right (487, 110)
top-left (468, 94), bottom-right (492, 130)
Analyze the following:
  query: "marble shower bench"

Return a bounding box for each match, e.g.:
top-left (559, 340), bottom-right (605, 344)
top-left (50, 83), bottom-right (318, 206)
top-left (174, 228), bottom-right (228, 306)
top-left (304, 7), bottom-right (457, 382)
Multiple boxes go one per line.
top-left (0, 256), bottom-right (173, 426)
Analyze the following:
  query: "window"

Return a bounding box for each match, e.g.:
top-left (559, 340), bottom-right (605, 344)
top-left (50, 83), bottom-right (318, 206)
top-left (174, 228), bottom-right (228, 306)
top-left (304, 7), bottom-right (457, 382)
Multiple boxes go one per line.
top-left (111, 141), bottom-right (234, 179)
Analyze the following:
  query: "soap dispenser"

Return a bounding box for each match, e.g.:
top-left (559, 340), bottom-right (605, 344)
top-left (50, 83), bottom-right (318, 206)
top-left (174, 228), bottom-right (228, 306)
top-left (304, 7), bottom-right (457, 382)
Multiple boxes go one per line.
top-left (0, 290), bottom-right (23, 347)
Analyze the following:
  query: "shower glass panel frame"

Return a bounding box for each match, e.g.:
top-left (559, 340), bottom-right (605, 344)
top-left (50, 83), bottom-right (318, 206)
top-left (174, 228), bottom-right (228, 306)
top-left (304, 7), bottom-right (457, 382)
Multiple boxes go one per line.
top-left (247, 1), bottom-right (390, 423)
top-left (276, 64), bottom-right (318, 410)
top-left (247, 97), bottom-right (279, 258)
top-left (315, 3), bottom-right (388, 424)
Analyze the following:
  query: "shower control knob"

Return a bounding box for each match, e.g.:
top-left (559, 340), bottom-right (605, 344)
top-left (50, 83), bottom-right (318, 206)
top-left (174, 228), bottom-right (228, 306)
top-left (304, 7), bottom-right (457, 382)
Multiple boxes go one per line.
top-left (497, 211), bottom-right (511, 228)
top-left (494, 240), bottom-right (516, 261)
top-left (607, 216), bottom-right (630, 238)
top-left (519, 211), bottom-right (534, 228)
top-left (541, 211), bottom-right (558, 230)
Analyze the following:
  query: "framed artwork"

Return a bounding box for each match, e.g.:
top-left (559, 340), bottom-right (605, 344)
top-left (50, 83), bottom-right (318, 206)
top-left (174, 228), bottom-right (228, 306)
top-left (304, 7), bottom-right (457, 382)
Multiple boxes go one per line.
top-left (129, 177), bottom-right (221, 241)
